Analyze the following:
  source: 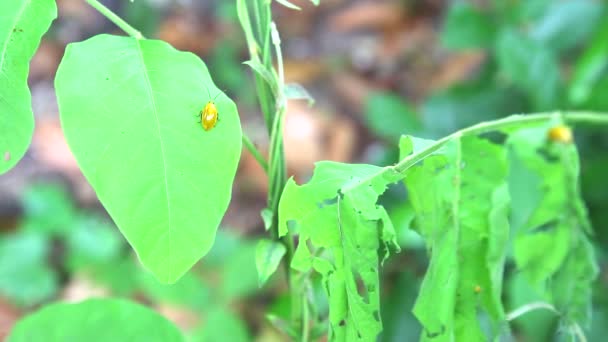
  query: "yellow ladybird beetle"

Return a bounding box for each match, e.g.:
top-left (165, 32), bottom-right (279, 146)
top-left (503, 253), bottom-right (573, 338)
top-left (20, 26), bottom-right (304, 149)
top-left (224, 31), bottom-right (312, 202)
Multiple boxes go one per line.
top-left (547, 125), bottom-right (573, 144)
top-left (200, 90), bottom-right (221, 131)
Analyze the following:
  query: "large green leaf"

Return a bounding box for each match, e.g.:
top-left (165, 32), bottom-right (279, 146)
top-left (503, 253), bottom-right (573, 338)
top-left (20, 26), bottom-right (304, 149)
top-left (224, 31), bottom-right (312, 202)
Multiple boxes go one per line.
top-left (8, 298), bottom-right (184, 342)
top-left (279, 162), bottom-right (400, 341)
top-left (0, 0), bottom-right (56, 174)
top-left (55, 35), bottom-right (242, 283)
top-left (400, 135), bottom-right (510, 341)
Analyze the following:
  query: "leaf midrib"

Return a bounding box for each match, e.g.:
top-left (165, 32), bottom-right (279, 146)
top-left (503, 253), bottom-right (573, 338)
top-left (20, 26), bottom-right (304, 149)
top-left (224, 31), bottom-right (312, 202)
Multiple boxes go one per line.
top-left (135, 39), bottom-right (172, 277)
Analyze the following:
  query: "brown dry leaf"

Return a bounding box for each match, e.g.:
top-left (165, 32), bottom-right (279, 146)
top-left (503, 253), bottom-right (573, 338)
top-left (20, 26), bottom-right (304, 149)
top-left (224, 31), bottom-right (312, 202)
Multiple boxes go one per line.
top-left (284, 60), bottom-right (325, 84)
top-left (322, 115), bottom-right (356, 163)
top-left (61, 274), bottom-right (110, 302)
top-left (29, 40), bottom-right (62, 83)
top-left (157, 304), bottom-right (200, 331)
top-left (284, 101), bottom-right (358, 179)
top-left (158, 10), bottom-right (214, 55)
top-left (0, 297), bottom-right (21, 341)
top-left (329, 1), bottom-right (406, 33)
top-left (284, 101), bottom-right (324, 177)
top-left (32, 119), bottom-right (80, 176)
top-left (428, 51), bottom-right (486, 91)
top-left (330, 72), bottom-right (374, 115)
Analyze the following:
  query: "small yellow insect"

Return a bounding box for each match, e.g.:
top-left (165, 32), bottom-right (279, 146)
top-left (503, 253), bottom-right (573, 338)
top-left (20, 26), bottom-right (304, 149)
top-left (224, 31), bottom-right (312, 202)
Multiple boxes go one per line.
top-left (547, 125), bottom-right (573, 144)
top-left (474, 285), bottom-right (481, 293)
top-left (199, 90), bottom-right (221, 131)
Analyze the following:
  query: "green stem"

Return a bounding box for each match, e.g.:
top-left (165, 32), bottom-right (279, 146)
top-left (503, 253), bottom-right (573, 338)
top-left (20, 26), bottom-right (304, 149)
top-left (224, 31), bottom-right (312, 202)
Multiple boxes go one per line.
top-left (342, 111), bottom-right (608, 194)
top-left (301, 291), bottom-right (310, 342)
top-left (242, 134), bottom-right (268, 173)
top-left (84, 0), bottom-right (144, 39)
top-left (394, 111), bottom-right (608, 174)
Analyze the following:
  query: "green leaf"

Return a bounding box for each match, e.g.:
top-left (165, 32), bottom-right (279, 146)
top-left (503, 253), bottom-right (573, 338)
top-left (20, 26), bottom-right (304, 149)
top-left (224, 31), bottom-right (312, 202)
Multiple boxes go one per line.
top-left (531, 0), bottom-right (603, 52)
top-left (192, 307), bottom-right (250, 342)
top-left (279, 162), bottom-right (400, 341)
top-left (138, 271), bottom-right (211, 312)
top-left (440, 2), bottom-right (495, 50)
top-left (243, 59), bottom-right (278, 96)
top-left (20, 184), bottom-right (76, 236)
top-left (65, 215), bottom-right (124, 271)
top-left (284, 83), bottom-right (315, 106)
top-left (55, 35), bottom-right (242, 284)
top-left (365, 92), bottom-right (421, 141)
top-left (222, 239), bottom-right (259, 299)
top-left (256, 239), bottom-right (286, 287)
top-left (8, 298), bottom-right (185, 342)
top-left (507, 123), bottom-right (598, 327)
top-left (569, 15), bottom-right (608, 105)
top-left (505, 273), bottom-right (555, 341)
top-left (496, 30), bottom-right (561, 110)
top-left (0, 232), bottom-right (57, 307)
top-left (0, 0), bottom-right (57, 174)
top-left (400, 135), bottom-right (509, 341)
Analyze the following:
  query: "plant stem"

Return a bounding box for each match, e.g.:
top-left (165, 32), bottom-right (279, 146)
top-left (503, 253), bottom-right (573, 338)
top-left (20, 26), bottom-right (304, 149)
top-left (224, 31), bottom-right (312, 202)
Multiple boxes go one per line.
top-left (343, 111), bottom-right (608, 194)
top-left (394, 111), bottom-right (608, 174)
top-left (242, 134), bottom-right (268, 173)
top-left (84, 0), bottom-right (144, 39)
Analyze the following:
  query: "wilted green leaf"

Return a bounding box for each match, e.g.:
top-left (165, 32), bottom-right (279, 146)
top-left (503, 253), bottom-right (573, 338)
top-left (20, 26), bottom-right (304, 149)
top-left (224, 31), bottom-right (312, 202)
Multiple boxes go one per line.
top-left (400, 135), bottom-right (509, 341)
top-left (507, 123), bottom-right (598, 328)
top-left (0, 232), bottom-right (57, 307)
top-left (279, 162), bottom-right (400, 341)
top-left (505, 273), bottom-right (555, 341)
top-left (441, 2), bottom-right (495, 50)
top-left (8, 298), bottom-right (184, 342)
top-left (496, 30), bottom-right (561, 111)
top-left (55, 35), bottom-right (242, 283)
top-left (256, 239), bottom-right (286, 287)
top-left (0, 0), bottom-right (56, 174)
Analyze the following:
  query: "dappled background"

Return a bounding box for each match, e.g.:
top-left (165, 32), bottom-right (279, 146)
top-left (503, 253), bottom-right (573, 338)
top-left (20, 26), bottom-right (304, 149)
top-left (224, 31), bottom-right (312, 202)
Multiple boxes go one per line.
top-left (1, 0), bottom-right (608, 340)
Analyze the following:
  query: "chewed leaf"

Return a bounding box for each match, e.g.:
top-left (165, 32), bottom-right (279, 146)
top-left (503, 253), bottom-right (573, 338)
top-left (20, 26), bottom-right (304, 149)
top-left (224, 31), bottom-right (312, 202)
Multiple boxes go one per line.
top-left (279, 161), bottom-right (400, 341)
top-left (402, 136), bottom-right (509, 341)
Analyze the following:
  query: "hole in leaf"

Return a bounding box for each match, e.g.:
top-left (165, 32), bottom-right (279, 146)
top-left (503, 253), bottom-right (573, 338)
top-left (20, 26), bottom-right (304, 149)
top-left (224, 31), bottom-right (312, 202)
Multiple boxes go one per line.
top-left (354, 273), bottom-right (370, 304)
top-left (529, 220), bottom-right (558, 234)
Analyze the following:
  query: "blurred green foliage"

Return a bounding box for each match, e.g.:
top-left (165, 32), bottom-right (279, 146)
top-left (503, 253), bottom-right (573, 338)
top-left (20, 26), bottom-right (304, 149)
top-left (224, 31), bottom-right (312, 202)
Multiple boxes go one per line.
top-left (1, 183), bottom-right (261, 341)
